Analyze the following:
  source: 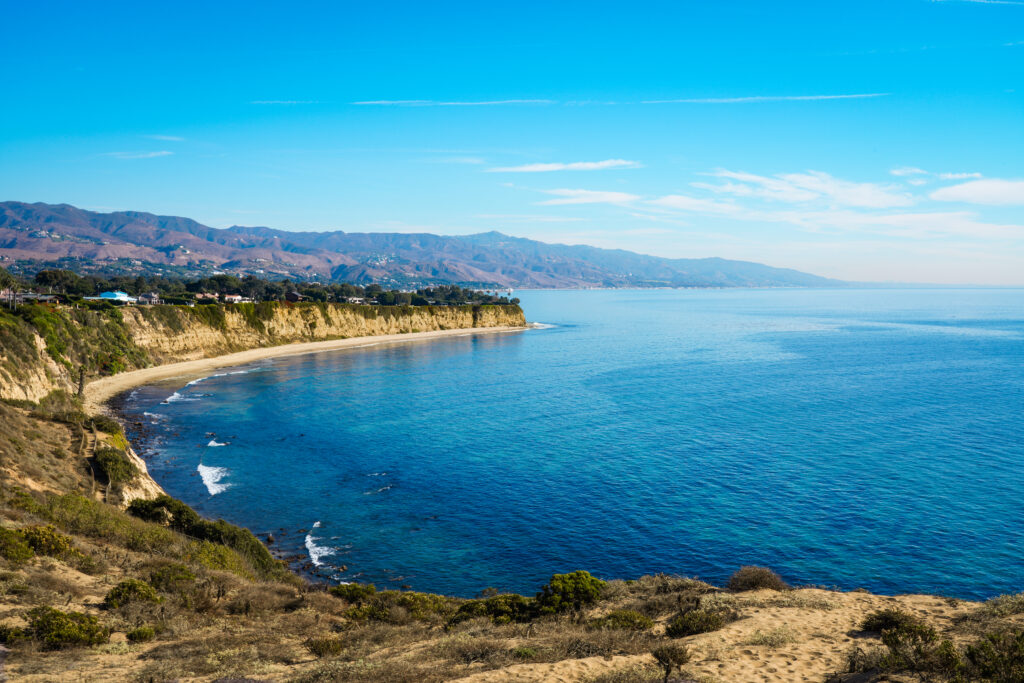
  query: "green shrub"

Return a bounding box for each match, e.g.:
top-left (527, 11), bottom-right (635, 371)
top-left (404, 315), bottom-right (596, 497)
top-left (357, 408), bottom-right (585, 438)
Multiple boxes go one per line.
top-left (126, 625), bottom-right (156, 643)
top-left (450, 593), bottom-right (536, 625)
top-left (536, 570), bottom-right (606, 614)
top-left (88, 415), bottom-right (123, 435)
top-left (0, 527), bottom-right (34, 566)
top-left (146, 562), bottom-right (196, 592)
top-left (511, 646), bottom-right (538, 660)
top-left (184, 540), bottom-right (254, 580)
top-left (328, 582), bottom-right (376, 604)
top-left (590, 609), bottom-right (654, 631)
top-left (345, 590), bottom-right (458, 623)
top-left (727, 566), bottom-right (790, 592)
top-left (94, 447), bottom-right (137, 485)
top-left (104, 579), bottom-right (161, 608)
top-left (20, 525), bottom-right (74, 557)
top-left (11, 606), bottom-right (109, 649)
top-left (665, 609), bottom-right (730, 638)
top-left (861, 608), bottom-right (921, 633)
top-left (305, 636), bottom-right (345, 657)
top-left (965, 629), bottom-right (1024, 680)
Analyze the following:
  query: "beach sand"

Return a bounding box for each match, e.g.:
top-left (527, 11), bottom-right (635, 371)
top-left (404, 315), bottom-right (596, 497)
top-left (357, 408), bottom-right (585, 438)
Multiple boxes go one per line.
top-left (84, 325), bottom-right (526, 413)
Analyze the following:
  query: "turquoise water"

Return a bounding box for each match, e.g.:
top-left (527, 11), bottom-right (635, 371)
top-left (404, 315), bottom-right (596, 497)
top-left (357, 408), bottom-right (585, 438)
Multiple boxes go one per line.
top-left (121, 289), bottom-right (1024, 599)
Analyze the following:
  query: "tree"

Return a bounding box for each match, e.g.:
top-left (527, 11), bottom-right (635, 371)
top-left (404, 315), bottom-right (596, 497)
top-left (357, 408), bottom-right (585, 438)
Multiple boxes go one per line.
top-left (652, 644), bottom-right (691, 683)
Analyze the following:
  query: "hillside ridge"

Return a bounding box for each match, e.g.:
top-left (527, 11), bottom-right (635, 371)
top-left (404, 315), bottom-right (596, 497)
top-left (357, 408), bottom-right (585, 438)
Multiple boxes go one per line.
top-left (0, 201), bottom-right (841, 288)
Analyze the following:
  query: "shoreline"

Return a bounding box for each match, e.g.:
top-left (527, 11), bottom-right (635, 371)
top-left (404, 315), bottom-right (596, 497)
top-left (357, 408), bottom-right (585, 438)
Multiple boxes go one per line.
top-left (84, 324), bottom-right (527, 413)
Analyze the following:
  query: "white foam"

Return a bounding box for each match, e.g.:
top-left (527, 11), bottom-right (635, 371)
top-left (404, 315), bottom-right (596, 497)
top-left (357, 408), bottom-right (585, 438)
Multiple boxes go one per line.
top-left (197, 464), bottom-right (231, 495)
top-left (529, 322), bottom-right (556, 329)
top-left (163, 391), bottom-right (198, 404)
top-left (305, 521), bottom-right (336, 567)
top-left (207, 440), bottom-right (228, 447)
top-left (142, 412), bottom-right (164, 421)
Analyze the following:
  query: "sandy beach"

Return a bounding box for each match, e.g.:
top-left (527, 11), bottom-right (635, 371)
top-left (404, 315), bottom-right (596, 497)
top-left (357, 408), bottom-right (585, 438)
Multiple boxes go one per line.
top-left (84, 325), bottom-right (526, 413)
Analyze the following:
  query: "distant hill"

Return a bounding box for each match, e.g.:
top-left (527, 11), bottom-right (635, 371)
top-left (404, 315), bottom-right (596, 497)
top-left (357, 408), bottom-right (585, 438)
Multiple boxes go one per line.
top-left (0, 201), bottom-right (841, 288)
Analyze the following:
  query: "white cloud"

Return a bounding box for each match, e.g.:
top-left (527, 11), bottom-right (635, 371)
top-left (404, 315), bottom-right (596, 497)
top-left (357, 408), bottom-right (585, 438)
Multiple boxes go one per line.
top-left (696, 169), bottom-right (913, 208)
top-left (930, 179), bottom-right (1024, 205)
top-left (353, 99), bottom-right (553, 106)
top-left (145, 134), bottom-right (185, 142)
top-left (103, 151), bottom-right (173, 160)
top-left (642, 93), bottom-right (888, 104)
top-left (537, 189), bottom-right (640, 205)
top-left (649, 194), bottom-right (744, 214)
top-left (890, 167), bottom-right (929, 176)
top-left (488, 159), bottom-right (642, 173)
top-left (938, 172), bottom-right (983, 180)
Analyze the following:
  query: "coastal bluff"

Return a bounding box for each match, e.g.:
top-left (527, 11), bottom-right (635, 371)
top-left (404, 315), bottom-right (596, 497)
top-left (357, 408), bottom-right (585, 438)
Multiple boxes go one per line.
top-left (0, 301), bottom-right (526, 402)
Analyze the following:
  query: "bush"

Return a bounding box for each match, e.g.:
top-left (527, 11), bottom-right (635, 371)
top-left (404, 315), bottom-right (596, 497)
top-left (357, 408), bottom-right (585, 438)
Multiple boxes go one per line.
top-left (305, 636), bottom-right (345, 657)
top-left (965, 629), bottom-right (1024, 680)
top-left (861, 608), bottom-right (921, 633)
top-left (590, 610), bottom-right (654, 631)
top-left (511, 646), bottom-right (537, 659)
top-left (727, 566), bottom-right (790, 592)
top-left (128, 495), bottom-right (285, 580)
top-left (126, 625), bottom-right (156, 643)
top-left (0, 527), bottom-right (34, 566)
top-left (20, 524), bottom-right (75, 557)
top-left (537, 570), bottom-right (606, 614)
top-left (104, 579), bottom-right (161, 608)
top-left (94, 447), bottom-right (137, 485)
top-left (328, 582), bottom-right (377, 604)
top-left (450, 593), bottom-right (536, 625)
top-left (88, 414), bottom-right (123, 435)
top-left (652, 644), bottom-right (690, 683)
top-left (8, 606), bottom-right (109, 649)
top-left (146, 561), bottom-right (197, 592)
top-left (665, 609), bottom-right (730, 638)
top-left (345, 590), bottom-right (458, 623)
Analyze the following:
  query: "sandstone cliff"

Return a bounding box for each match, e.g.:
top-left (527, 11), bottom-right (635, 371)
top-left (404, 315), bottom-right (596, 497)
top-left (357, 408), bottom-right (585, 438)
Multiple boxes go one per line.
top-left (0, 302), bottom-right (525, 402)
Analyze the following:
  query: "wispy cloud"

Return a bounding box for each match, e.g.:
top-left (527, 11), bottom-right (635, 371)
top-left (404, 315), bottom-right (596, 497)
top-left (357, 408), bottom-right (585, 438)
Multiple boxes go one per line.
top-left (695, 170), bottom-right (913, 208)
top-left (488, 159), bottom-right (642, 173)
top-left (642, 93), bottom-right (889, 104)
top-left (537, 189), bottom-right (641, 205)
top-left (250, 100), bottom-right (319, 105)
top-left (103, 150), bottom-right (173, 160)
top-left (930, 178), bottom-right (1024, 205)
top-left (144, 134), bottom-right (185, 142)
top-left (353, 99), bottom-right (553, 106)
top-left (933, 0), bottom-right (1024, 5)
top-left (938, 172), bottom-right (983, 180)
top-left (890, 167), bottom-right (929, 176)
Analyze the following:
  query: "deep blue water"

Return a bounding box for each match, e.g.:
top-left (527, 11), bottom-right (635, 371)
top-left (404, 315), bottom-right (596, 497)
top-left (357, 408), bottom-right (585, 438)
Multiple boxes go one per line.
top-left (121, 289), bottom-right (1024, 600)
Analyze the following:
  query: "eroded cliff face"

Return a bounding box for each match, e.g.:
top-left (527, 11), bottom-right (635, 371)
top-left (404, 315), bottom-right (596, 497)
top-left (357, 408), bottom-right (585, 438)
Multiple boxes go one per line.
top-left (123, 303), bottom-right (525, 362)
top-left (0, 303), bottom-right (526, 401)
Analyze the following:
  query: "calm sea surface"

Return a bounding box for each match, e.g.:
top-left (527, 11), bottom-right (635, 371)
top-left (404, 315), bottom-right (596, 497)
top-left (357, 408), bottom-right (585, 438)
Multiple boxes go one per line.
top-left (121, 289), bottom-right (1024, 600)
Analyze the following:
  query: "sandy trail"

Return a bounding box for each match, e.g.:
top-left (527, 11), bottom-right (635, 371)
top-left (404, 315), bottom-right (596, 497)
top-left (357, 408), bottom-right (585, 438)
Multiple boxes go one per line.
top-left (84, 325), bottom-right (526, 412)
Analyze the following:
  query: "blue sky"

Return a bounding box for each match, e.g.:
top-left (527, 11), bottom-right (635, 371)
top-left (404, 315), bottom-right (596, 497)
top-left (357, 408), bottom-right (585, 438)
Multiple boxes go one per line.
top-left (1, 1), bottom-right (1022, 284)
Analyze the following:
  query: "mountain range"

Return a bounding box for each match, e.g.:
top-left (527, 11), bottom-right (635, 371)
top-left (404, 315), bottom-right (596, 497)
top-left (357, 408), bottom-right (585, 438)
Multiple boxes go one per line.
top-left (0, 201), bottom-right (840, 288)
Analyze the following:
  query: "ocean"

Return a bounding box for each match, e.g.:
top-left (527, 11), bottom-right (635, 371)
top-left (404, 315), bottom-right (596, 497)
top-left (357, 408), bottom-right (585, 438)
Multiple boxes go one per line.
top-left (120, 288), bottom-right (1024, 600)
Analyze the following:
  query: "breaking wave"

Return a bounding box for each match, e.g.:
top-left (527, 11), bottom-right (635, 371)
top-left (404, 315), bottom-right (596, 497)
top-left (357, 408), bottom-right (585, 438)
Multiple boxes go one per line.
top-left (305, 521), bottom-right (335, 567)
top-left (197, 464), bottom-right (231, 495)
